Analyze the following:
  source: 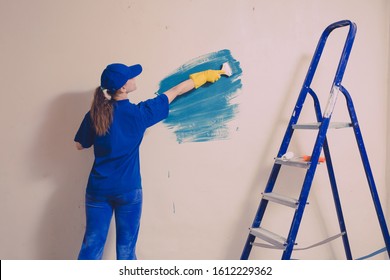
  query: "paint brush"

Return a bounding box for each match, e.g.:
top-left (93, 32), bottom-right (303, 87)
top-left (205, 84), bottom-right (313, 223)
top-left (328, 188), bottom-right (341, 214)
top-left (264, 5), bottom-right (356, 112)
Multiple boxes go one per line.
top-left (221, 62), bottom-right (233, 77)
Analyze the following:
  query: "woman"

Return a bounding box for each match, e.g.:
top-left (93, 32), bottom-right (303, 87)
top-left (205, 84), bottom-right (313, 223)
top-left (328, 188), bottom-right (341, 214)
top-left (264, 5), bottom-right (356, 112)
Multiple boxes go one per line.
top-left (74, 63), bottom-right (224, 259)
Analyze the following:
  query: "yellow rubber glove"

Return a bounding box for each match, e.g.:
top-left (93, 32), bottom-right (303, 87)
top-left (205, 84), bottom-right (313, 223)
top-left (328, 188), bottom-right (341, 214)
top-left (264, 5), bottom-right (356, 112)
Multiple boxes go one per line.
top-left (189, 70), bottom-right (225, 89)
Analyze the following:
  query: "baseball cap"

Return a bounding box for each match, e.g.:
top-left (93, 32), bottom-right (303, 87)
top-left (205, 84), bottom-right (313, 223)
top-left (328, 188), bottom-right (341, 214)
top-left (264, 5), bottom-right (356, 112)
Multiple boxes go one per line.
top-left (100, 63), bottom-right (142, 92)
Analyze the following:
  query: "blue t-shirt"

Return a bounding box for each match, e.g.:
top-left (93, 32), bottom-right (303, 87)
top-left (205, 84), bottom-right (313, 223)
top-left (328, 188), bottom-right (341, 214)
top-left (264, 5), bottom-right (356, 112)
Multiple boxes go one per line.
top-left (74, 94), bottom-right (169, 195)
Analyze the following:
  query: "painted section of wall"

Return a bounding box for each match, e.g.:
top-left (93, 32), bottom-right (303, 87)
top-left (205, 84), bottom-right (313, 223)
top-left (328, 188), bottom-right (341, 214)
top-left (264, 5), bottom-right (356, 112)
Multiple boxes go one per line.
top-left (157, 49), bottom-right (242, 143)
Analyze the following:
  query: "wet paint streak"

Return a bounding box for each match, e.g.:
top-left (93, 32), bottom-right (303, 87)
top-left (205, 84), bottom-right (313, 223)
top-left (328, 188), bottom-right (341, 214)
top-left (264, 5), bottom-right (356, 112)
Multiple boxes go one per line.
top-left (157, 49), bottom-right (242, 143)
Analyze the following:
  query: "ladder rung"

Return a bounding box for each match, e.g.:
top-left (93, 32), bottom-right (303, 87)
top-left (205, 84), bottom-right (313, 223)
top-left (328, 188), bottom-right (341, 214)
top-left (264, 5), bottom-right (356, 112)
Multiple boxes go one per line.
top-left (252, 232), bottom-right (345, 251)
top-left (275, 157), bottom-right (310, 169)
top-left (262, 192), bottom-right (299, 208)
top-left (292, 122), bottom-right (352, 130)
top-left (249, 227), bottom-right (287, 248)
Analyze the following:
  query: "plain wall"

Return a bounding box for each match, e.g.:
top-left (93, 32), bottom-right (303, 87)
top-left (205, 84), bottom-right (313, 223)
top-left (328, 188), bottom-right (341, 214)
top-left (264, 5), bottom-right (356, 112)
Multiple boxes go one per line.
top-left (0, 0), bottom-right (389, 260)
top-left (386, 0), bottom-right (390, 236)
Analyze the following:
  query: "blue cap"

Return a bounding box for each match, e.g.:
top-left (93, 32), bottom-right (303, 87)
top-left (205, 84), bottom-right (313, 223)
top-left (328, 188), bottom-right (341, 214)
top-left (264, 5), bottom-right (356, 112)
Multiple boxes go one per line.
top-left (100, 63), bottom-right (142, 92)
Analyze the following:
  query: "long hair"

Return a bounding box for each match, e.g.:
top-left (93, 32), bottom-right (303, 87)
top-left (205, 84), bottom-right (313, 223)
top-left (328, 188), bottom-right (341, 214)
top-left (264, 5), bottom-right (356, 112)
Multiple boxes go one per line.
top-left (90, 87), bottom-right (115, 136)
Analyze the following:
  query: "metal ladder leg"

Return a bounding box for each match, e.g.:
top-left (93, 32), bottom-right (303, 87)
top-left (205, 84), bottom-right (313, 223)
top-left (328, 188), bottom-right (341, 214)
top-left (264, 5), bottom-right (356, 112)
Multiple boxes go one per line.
top-left (341, 86), bottom-right (390, 258)
top-left (240, 164), bottom-right (282, 259)
top-left (308, 89), bottom-right (353, 259)
top-left (309, 90), bottom-right (352, 260)
top-left (241, 88), bottom-right (309, 260)
top-left (282, 111), bottom-right (331, 259)
top-left (322, 138), bottom-right (353, 259)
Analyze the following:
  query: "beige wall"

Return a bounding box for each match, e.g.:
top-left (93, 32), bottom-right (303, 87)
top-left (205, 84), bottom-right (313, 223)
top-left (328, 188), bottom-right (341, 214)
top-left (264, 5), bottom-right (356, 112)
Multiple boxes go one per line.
top-left (387, 0), bottom-right (390, 227)
top-left (0, 0), bottom-right (389, 260)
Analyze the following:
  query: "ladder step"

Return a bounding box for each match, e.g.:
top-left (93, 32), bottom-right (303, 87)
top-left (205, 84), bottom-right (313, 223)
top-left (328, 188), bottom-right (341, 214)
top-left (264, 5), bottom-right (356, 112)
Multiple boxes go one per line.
top-left (252, 232), bottom-right (345, 251)
top-left (274, 157), bottom-right (311, 169)
top-left (262, 192), bottom-right (299, 208)
top-left (250, 227), bottom-right (287, 248)
top-left (293, 122), bottom-right (352, 130)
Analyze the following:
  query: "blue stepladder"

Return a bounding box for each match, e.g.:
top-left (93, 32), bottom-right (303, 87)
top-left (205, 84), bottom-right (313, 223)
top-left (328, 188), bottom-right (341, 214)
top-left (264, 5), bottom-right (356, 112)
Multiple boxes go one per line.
top-left (241, 20), bottom-right (390, 260)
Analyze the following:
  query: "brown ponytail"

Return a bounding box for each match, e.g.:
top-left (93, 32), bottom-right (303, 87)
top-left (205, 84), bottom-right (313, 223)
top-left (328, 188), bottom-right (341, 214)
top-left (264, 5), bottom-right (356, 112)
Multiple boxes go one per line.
top-left (90, 87), bottom-right (114, 136)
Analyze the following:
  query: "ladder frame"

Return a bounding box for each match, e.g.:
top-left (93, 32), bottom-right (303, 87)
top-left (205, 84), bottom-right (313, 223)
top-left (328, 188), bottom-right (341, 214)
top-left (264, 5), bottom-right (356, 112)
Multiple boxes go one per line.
top-left (241, 20), bottom-right (390, 260)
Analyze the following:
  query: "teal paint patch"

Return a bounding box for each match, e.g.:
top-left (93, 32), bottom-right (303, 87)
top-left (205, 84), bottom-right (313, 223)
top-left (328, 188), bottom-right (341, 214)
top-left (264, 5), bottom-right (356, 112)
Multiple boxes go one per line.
top-left (157, 49), bottom-right (242, 143)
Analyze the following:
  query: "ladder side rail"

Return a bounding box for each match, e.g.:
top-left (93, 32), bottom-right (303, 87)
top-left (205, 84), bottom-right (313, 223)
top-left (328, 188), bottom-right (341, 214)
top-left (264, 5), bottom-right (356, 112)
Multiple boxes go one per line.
top-left (241, 83), bottom-right (314, 260)
top-left (241, 191), bottom-right (272, 259)
top-left (332, 21), bottom-right (357, 86)
top-left (283, 21), bottom-right (356, 260)
top-left (340, 85), bottom-right (390, 258)
top-left (322, 137), bottom-right (353, 259)
top-left (315, 22), bottom-right (357, 259)
top-left (241, 160), bottom-right (285, 259)
top-left (281, 114), bottom-right (331, 259)
top-left (302, 20), bottom-right (356, 90)
top-left (274, 20), bottom-right (335, 158)
top-left (241, 199), bottom-right (269, 259)
top-left (242, 28), bottom-right (333, 259)
top-left (308, 88), bottom-right (353, 259)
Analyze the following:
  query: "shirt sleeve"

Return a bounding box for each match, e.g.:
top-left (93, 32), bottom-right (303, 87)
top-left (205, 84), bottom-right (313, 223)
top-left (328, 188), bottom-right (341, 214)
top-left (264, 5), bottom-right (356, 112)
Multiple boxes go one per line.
top-left (74, 112), bottom-right (95, 148)
top-left (137, 94), bottom-right (169, 128)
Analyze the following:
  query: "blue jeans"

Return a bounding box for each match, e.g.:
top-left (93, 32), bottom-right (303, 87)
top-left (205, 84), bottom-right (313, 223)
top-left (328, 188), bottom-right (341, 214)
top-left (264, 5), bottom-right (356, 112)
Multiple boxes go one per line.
top-left (78, 189), bottom-right (142, 260)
